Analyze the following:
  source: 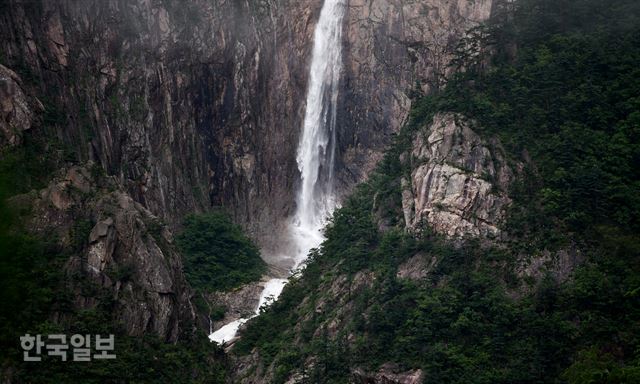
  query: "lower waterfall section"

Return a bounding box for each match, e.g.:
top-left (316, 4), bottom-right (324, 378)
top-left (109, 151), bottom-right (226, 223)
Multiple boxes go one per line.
top-left (209, 278), bottom-right (287, 344)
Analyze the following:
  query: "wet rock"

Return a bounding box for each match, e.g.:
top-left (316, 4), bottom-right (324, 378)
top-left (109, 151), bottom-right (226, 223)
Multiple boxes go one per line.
top-left (0, 0), bottom-right (320, 253)
top-left (205, 280), bottom-right (264, 331)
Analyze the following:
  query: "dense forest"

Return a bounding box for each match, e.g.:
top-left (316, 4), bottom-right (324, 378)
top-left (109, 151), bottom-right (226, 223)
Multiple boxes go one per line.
top-left (234, 0), bottom-right (640, 382)
top-left (177, 212), bottom-right (267, 292)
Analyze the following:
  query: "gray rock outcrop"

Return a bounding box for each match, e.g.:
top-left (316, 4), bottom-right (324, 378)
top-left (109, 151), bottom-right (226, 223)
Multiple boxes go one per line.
top-left (402, 112), bottom-right (512, 238)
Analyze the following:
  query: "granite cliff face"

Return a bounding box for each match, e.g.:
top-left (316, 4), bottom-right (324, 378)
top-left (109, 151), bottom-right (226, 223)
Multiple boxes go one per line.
top-left (401, 112), bottom-right (512, 239)
top-left (336, 0), bottom-right (494, 192)
top-left (23, 164), bottom-right (197, 342)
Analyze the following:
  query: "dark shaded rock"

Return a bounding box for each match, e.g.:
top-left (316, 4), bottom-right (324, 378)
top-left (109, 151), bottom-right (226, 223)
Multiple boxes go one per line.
top-left (0, 64), bottom-right (41, 149)
top-left (27, 164), bottom-right (197, 342)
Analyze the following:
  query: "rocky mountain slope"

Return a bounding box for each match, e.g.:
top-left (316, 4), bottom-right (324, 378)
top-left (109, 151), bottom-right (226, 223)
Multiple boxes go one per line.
top-left (3, 0), bottom-right (638, 383)
top-left (230, 109), bottom-right (517, 384)
top-left (26, 164), bottom-right (197, 341)
top-left (229, 1), bottom-right (640, 382)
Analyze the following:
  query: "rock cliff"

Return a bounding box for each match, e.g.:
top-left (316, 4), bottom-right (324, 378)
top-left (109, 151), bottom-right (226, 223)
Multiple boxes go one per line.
top-left (336, 0), bottom-right (494, 193)
top-left (401, 112), bottom-right (512, 238)
top-left (24, 164), bottom-right (197, 341)
top-left (0, 0), bottom-right (320, 255)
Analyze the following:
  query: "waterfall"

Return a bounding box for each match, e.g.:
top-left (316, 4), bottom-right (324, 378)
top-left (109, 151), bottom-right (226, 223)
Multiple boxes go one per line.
top-left (291, 0), bottom-right (345, 267)
top-left (209, 0), bottom-right (345, 344)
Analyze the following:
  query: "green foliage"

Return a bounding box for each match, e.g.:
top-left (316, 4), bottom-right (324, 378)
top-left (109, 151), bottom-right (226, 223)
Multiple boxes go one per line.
top-left (237, 174), bottom-right (640, 384)
top-left (562, 348), bottom-right (640, 384)
top-left (435, 0), bottom-right (640, 248)
top-left (5, 308), bottom-right (227, 383)
top-left (0, 142), bottom-right (66, 352)
top-left (0, 134), bottom-right (60, 196)
top-left (233, 266), bottom-right (314, 380)
top-left (0, 213), bottom-right (68, 354)
top-left (176, 211), bottom-right (267, 292)
top-left (70, 218), bottom-right (94, 253)
top-left (209, 305), bottom-right (226, 322)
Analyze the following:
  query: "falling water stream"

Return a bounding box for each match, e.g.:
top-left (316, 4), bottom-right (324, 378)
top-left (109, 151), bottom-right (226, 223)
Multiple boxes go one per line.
top-left (210, 0), bottom-right (345, 344)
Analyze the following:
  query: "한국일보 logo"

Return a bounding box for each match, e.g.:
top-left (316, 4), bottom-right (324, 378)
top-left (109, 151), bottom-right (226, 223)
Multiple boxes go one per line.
top-left (20, 334), bottom-right (116, 362)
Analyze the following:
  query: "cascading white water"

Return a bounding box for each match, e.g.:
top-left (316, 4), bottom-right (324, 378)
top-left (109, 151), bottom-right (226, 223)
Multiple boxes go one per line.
top-left (209, 278), bottom-right (287, 344)
top-left (291, 0), bottom-right (345, 267)
top-left (209, 0), bottom-right (345, 344)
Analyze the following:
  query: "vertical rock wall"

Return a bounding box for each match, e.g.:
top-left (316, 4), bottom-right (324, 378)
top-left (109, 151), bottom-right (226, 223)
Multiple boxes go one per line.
top-left (0, 0), bottom-right (321, 254)
top-left (1, 0), bottom-right (495, 254)
top-left (336, 0), bottom-right (494, 194)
